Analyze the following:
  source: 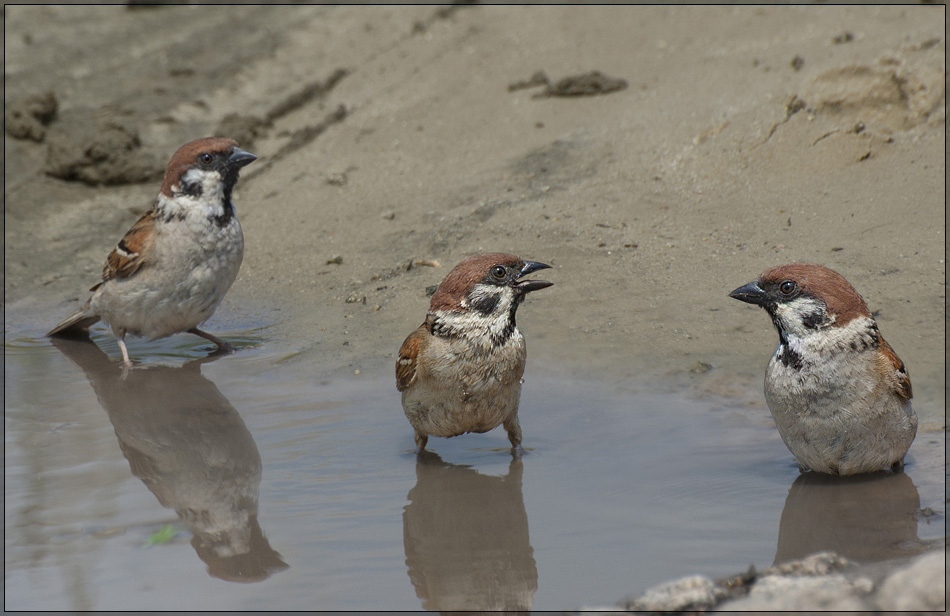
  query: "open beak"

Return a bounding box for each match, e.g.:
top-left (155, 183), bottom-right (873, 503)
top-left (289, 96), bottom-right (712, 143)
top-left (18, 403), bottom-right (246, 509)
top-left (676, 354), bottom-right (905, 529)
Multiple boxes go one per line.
top-left (228, 147), bottom-right (257, 168)
top-left (729, 280), bottom-right (767, 305)
top-left (514, 260), bottom-right (554, 294)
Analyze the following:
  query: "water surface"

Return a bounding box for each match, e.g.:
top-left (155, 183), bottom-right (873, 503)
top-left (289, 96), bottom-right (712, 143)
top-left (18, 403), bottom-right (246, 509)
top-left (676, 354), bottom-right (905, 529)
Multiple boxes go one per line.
top-left (4, 329), bottom-right (943, 610)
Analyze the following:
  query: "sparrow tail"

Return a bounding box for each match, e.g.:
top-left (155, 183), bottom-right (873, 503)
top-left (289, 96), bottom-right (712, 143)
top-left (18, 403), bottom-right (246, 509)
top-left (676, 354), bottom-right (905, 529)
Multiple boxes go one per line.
top-left (47, 309), bottom-right (100, 338)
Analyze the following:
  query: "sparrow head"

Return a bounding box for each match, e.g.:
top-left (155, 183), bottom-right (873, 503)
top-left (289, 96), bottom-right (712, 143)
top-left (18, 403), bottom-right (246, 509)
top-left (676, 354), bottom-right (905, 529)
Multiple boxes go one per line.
top-left (160, 137), bottom-right (257, 201)
top-left (729, 263), bottom-right (872, 338)
top-left (429, 253), bottom-right (553, 314)
top-left (426, 253), bottom-right (552, 343)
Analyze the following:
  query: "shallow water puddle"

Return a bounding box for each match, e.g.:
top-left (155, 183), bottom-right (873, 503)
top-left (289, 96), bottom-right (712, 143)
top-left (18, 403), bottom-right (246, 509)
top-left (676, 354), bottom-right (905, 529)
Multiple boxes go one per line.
top-left (4, 332), bottom-right (943, 610)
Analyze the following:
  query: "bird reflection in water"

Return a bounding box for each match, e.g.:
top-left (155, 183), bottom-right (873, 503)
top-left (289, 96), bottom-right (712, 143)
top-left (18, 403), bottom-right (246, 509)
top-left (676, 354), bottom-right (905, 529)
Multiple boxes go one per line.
top-left (51, 336), bottom-right (287, 583)
top-left (774, 470), bottom-right (929, 565)
top-left (403, 451), bottom-right (537, 613)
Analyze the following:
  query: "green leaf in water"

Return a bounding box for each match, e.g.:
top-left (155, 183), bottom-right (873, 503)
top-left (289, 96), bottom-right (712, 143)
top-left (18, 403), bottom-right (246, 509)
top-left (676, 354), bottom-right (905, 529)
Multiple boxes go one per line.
top-left (143, 524), bottom-right (180, 547)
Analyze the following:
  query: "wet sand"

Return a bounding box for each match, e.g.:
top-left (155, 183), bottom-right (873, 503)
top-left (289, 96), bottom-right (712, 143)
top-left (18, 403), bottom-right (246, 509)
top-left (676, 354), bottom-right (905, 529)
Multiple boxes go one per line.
top-left (4, 4), bottom-right (946, 611)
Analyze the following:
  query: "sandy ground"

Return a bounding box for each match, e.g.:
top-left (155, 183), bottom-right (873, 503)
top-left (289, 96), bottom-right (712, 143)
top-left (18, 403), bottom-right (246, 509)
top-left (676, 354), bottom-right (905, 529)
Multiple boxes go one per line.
top-left (6, 4), bottom-right (945, 406)
top-left (3, 3), bottom-right (946, 609)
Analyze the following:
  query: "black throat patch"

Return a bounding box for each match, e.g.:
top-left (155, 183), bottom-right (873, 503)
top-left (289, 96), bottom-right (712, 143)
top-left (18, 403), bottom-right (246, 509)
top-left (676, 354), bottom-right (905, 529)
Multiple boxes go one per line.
top-left (776, 342), bottom-right (804, 370)
top-left (775, 329), bottom-right (804, 370)
top-left (214, 198), bottom-right (235, 226)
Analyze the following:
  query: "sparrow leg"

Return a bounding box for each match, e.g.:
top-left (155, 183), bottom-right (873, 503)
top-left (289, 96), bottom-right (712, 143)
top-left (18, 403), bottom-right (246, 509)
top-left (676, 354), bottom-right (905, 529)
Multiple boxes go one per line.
top-left (188, 328), bottom-right (235, 353)
top-left (414, 430), bottom-right (429, 452)
top-left (115, 331), bottom-right (133, 367)
top-left (504, 416), bottom-right (523, 454)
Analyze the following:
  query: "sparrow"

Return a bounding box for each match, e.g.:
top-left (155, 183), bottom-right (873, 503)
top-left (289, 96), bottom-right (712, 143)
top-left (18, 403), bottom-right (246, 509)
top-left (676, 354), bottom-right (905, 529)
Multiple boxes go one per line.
top-left (729, 263), bottom-right (917, 475)
top-left (396, 253), bottom-right (553, 453)
top-left (47, 137), bottom-right (256, 366)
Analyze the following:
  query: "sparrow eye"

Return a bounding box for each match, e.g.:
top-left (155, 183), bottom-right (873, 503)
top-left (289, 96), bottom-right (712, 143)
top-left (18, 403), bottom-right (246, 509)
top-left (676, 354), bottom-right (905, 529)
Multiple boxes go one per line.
top-left (490, 265), bottom-right (507, 280)
top-left (779, 280), bottom-right (797, 295)
top-left (199, 153), bottom-right (214, 165)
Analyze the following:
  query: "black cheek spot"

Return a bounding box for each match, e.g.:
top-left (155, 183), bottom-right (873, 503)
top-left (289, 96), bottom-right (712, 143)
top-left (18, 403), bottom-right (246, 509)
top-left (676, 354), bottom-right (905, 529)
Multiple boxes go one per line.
top-left (179, 179), bottom-right (203, 198)
top-left (469, 293), bottom-right (500, 315)
top-left (801, 311), bottom-right (826, 329)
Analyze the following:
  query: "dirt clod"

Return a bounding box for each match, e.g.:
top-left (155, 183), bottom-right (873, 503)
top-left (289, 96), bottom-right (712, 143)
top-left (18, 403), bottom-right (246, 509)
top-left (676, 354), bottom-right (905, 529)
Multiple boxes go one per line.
top-left (833, 31), bottom-right (854, 44)
top-left (5, 91), bottom-right (58, 141)
top-left (214, 113), bottom-right (271, 150)
top-left (508, 71), bottom-right (550, 92)
top-left (534, 71), bottom-right (628, 98)
top-left (45, 110), bottom-right (160, 185)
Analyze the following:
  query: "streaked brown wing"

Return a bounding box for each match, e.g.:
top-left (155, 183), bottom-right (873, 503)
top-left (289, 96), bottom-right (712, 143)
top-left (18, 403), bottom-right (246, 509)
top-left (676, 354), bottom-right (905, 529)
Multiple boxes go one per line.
top-left (396, 325), bottom-right (426, 392)
top-left (99, 208), bottom-right (157, 285)
top-left (877, 336), bottom-right (912, 400)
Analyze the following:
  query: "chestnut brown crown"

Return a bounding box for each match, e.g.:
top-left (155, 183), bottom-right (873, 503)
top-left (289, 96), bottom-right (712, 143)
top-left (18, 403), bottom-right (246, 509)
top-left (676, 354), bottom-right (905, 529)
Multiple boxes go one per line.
top-left (428, 252), bottom-right (553, 312)
top-left (160, 137), bottom-right (256, 198)
top-left (730, 262), bottom-right (872, 326)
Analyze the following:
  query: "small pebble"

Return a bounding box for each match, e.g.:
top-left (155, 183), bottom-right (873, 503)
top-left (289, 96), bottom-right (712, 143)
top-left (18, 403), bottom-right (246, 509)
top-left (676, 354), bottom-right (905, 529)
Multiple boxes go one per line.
top-left (690, 361), bottom-right (713, 374)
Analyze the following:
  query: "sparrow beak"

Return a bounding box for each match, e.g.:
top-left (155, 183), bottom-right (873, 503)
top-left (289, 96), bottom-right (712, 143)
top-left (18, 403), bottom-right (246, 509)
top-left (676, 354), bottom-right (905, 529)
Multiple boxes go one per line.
top-left (514, 260), bottom-right (554, 294)
top-left (228, 147), bottom-right (257, 168)
top-left (729, 280), bottom-right (767, 305)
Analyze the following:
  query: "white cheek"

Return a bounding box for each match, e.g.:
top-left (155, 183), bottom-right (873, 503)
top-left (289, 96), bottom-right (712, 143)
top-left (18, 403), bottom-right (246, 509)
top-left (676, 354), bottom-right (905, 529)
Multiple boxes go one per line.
top-left (435, 286), bottom-right (519, 346)
top-left (176, 169), bottom-right (227, 213)
top-left (468, 285), bottom-right (512, 309)
top-left (773, 297), bottom-right (827, 338)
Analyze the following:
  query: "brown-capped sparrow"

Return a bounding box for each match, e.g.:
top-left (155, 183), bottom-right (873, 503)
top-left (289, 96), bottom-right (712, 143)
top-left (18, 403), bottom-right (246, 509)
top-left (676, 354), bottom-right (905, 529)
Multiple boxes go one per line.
top-left (730, 263), bottom-right (916, 475)
top-left (396, 253), bottom-right (553, 453)
top-left (47, 137), bottom-right (256, 366)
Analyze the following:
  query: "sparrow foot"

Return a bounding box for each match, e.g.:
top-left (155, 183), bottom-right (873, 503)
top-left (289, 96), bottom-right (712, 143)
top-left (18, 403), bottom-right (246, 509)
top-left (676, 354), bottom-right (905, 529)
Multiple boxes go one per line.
top-left (204, 344), bottom-right (236, 361)
top-left (188, 328), bottom-right (235, 354)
